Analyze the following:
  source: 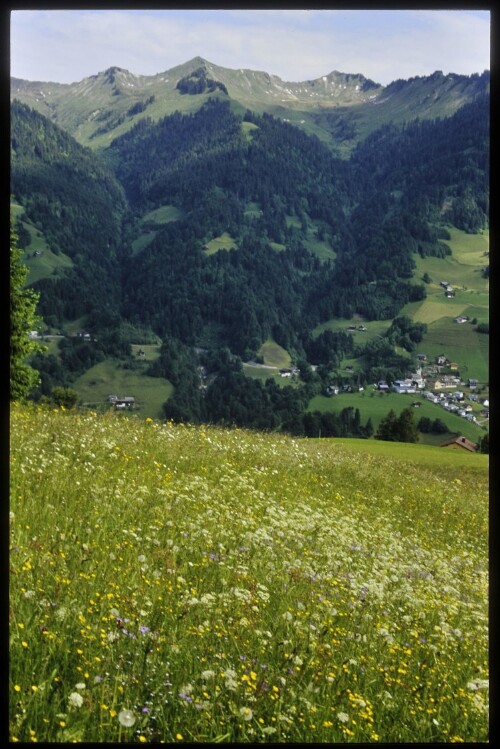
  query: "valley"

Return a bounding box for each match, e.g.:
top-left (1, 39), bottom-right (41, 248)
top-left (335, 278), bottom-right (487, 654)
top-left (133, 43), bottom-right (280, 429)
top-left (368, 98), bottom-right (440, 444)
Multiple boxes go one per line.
top-left (10, 59), bottom-right (489, 447)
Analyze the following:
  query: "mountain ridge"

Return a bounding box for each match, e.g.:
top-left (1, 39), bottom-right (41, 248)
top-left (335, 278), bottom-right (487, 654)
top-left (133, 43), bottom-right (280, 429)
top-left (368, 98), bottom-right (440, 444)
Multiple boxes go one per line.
top-left (11, 58), bottom-right (489, 153)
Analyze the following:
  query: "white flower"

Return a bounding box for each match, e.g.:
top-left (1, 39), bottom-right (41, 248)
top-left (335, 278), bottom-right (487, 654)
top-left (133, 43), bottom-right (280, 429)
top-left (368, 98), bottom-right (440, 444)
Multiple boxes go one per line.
top-left (68, 692), bottom-right (84, 709)
top-left (239, 706), bottom-right (253, 721)
top-left (201, 670), bottom-right (215, 680)
top-left (118, 709), bottom-right (136, 727)
top-left (75, 682), bottom-right (86, 691)
top-left (337, 711), bottom-right (350, 723)
top-left (467, 679), bottom-right (489, 691)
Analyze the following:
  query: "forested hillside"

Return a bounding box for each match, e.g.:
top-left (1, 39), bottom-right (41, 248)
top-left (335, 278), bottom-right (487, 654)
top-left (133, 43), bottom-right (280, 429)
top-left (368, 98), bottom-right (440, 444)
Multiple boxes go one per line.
top-left (11, 101), bottom-right (127, 326)
top-left (10, 82), bottom-right (489, 429)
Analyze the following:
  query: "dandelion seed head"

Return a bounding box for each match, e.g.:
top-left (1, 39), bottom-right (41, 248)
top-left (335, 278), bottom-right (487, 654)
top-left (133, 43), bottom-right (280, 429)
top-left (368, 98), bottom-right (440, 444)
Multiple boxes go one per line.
top-left (118, 709), bottom-right (136, 727)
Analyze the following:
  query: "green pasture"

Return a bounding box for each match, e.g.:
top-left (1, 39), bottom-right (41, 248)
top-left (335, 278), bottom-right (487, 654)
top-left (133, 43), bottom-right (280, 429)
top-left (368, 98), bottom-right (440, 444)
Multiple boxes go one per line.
top-left (204, 232), bottom-right (237, 255)
top-left (258, 339), bottom-right (292, 368)
top-left (329, 436), bottom-right (488, 470)
top-left (313, 317), bottom-right (389, 341)
top-left (419, 318), bottom-right (488, 382)
top-left (410, 227), bottom-right (488, 299)
top-left (131, 231), bottom-right (156, 255)
top-left (11, 203), bottom-right (74, 285)
top-left (242, 364), bottom-right (281, 384)
top-left (142, 204), bottom-right (184, 225)
top-left (303, 234), bottom-right (336, 262)
top-left (241, 120), bottom-right (259, 141)
top-left (308, 390), bottom-right (485, 444)
top-left (74, 359), bottom-right (173, 420)
top-left (131, 205), bottom-right (184, 255)
top-left (130, 344), bottom-right (161, 361)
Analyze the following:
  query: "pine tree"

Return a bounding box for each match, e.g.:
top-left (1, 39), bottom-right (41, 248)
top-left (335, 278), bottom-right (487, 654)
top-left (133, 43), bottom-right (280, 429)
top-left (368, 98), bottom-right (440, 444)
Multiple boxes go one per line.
top-left (375, 409), bottom-right (399, 441)
top-left (397, 407), bottom-right (419, 443)
top-left (10, 220), bottom-right (43, 400)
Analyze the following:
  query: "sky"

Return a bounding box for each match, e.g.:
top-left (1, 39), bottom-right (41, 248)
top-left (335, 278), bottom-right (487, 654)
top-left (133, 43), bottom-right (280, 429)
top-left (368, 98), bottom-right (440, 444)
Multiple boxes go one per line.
top-left (10, 8), bottom-right (491, 87)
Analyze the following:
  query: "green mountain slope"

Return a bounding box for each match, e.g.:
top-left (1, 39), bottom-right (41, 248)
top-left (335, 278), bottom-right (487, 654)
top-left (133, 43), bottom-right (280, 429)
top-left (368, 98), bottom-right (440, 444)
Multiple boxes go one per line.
top-left (11, 59), bottom-right (489, 153)
top-left (11, 100), bottom-right (127, 326)
top-left (10, 65), bottom-right (488, 432)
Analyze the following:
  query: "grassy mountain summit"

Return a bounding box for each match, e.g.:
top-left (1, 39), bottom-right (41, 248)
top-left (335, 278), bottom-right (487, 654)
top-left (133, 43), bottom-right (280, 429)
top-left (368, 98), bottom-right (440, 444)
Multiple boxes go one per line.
top-left (10, 59), bottom-right (489, 152)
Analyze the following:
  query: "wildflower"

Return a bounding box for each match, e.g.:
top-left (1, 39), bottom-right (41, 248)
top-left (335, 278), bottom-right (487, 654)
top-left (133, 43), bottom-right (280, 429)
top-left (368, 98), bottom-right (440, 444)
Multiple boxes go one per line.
top-left (201, 670), bottom-right (215, 680)
top-left (337, 712), bottom-right (350, 723)
top-left (467, 679), bottom-right (489, 691)
top-left (118, 709), bottom-right (136, 727)
top-left (175, 733), bottom-right (183, 740)
top-left (240, 706), bottom-right (253, 721)
top-left (75, 682), bottom-right (86, 690)
top-left (68, 692), bottom-right (84, 709)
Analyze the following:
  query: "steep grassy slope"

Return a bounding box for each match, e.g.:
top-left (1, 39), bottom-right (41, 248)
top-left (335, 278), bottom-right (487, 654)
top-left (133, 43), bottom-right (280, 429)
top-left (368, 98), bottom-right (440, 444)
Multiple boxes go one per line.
top-left (10, 404), bottom-right (488, 743)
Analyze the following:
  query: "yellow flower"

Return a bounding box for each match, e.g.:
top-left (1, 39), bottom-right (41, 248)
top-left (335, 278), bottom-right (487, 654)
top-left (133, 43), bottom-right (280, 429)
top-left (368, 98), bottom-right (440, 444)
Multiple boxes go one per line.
top-left (175, 733), bottom-right (183, 740)
top-left (14, 685), bottom-right (21, 692)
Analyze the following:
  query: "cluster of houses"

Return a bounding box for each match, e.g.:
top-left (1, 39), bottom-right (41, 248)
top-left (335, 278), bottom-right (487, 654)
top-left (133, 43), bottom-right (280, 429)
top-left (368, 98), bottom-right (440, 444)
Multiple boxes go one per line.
top-left (325, 353), bottom-right (488, 426)
top-left (279, 367), bottom-right (301, 378)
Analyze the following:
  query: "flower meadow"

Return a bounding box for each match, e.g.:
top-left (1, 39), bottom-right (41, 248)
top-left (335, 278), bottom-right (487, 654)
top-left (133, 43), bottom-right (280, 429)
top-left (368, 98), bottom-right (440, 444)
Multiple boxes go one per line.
top-left (10, 403), bottom-right (488, 743)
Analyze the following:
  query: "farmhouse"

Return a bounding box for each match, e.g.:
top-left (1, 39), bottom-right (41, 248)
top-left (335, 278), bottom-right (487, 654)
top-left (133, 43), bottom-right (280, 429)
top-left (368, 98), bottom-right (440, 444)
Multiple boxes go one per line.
top-left (325, 385), bottom-right (339, 396)
top-left (440, 435), bottom-right (477, 452)
top-left (454, 315), bottom-right (469, 324)
top-left (108, 395), bottom-right (136, 409)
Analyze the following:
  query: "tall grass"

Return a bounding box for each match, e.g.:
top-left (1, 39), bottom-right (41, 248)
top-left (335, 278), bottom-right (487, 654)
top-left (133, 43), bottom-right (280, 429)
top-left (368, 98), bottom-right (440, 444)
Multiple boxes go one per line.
top-left (10, 403), bottom-right (488, 743)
